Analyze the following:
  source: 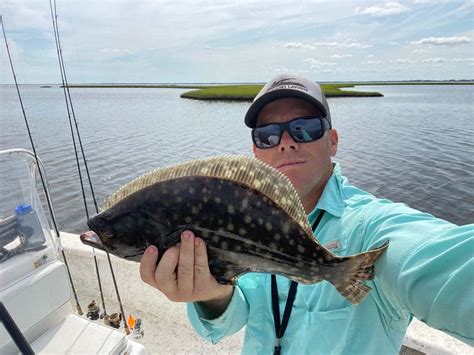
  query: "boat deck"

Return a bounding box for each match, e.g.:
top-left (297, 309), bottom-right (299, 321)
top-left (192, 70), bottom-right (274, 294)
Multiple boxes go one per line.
top-left (61, 232), bottom-right (472, 354)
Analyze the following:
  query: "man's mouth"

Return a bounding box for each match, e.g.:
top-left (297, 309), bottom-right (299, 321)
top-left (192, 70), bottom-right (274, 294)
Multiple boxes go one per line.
top-left (276, 161), bottom-right (306, 169)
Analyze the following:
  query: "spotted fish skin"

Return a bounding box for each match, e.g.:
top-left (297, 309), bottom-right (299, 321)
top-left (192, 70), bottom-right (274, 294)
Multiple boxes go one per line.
top-left (85, 156), bottom-right (388, 304)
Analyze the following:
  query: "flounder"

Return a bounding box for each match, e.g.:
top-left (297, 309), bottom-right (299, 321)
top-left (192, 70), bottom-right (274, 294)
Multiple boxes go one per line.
top-left (82, 155), bottom-right (388, 304)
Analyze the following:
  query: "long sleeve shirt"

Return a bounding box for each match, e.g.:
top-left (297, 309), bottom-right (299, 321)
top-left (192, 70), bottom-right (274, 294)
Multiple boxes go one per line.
top-left (187, 163), bottom-right (474, 354)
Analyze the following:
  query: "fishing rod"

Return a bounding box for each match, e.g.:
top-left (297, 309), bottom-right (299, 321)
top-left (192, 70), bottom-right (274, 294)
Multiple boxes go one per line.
top-left (49, 0), bottom-right (130, 334)
top-left (48, 0), bottom-right (108, 322)
top-left (0, 14), bottom-right (83, 316)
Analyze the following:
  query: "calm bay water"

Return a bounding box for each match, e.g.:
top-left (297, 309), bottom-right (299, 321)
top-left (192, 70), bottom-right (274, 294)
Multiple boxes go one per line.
top-left (1, 84), bottom-right (473, 232)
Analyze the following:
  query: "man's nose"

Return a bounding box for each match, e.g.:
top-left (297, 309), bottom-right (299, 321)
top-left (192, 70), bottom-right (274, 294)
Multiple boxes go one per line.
top-left (278, 131), bottom-right (299, 152)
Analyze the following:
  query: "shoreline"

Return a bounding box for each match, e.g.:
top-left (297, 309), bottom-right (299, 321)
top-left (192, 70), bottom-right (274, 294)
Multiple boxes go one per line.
top-left (38, 81), bottom-right (474, 101)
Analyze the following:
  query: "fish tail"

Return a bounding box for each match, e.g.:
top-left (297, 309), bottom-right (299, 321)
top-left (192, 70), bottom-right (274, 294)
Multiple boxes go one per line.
top-left (329, 242), bottom-right (389, 304)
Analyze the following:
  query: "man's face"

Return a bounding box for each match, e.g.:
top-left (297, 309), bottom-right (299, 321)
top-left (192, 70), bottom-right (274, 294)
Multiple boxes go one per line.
top-left (252, 98), bottom-right (338, 207)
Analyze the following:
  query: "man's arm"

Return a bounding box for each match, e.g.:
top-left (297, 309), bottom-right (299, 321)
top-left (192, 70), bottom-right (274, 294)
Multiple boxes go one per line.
top-left (140, 230), bottom-right (233, 304)
top-left (140, 230), bottom-right (248, 343)
top-left (362, 201), bottom-right (474, 345)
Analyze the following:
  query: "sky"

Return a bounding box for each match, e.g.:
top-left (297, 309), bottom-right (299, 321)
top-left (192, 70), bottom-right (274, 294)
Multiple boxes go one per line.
top-left (1, 0), bottom-right (473, 84)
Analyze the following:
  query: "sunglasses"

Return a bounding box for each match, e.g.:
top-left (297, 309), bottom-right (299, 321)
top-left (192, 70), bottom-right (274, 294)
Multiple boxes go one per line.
top-left (252, 116), bottom-right (330, 149)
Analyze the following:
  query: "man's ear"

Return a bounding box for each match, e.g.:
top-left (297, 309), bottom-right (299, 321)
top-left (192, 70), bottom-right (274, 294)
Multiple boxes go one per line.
top-left (329, 129), bottom-right (339, 157)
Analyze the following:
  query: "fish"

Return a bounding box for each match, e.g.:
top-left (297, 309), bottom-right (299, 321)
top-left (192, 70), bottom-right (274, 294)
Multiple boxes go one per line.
top-left (81, 155), bottom-right (388, 304)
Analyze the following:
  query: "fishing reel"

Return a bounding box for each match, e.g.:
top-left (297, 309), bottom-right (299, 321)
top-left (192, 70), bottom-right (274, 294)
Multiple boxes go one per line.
top-left (87, 300), bottom-right (143, 337)
top-left (104, 312), bottom-right (121, 329)
top-left (86, 300), bottom-right (101, 320)
top-left (86, 300), bottom-right (109, 320)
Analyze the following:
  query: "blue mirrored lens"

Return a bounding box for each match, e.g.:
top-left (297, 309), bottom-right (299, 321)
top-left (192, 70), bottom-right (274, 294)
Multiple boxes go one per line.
top-left (289, 118), bottom-right (323, 142)
top-left (252, 117), bottom-right (327, 148)
top-left (253, 124), bottom-right (281, 148)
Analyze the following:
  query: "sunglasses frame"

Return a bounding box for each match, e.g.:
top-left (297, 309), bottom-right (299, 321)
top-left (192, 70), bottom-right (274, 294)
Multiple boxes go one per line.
top-left (251, 116), bottom-right (330, 149)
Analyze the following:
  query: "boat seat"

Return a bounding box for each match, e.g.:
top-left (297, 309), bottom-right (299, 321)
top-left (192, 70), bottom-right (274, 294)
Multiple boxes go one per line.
top-left (30, 314), bottom-right (128, 354)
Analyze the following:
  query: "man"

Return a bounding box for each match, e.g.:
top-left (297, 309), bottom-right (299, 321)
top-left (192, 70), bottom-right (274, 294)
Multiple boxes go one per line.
top-left (140, 74), bottom-right (473, 354)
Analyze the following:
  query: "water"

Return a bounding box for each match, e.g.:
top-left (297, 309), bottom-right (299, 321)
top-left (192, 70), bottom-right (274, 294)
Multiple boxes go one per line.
top-left (1, 84), bottom-right (473, 232)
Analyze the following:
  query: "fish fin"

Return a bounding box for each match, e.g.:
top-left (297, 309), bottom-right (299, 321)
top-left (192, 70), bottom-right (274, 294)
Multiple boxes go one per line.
top-left (102, 156), bottom-right (313, 235)
top-left (329, 241), bottom-right (389, 304)
top-left (209, 262), bottom-right (248, 285)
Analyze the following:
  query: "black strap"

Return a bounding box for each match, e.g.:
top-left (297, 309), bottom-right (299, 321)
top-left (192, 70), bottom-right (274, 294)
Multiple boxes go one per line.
top-left (272, 210), bottom-right (325, 355)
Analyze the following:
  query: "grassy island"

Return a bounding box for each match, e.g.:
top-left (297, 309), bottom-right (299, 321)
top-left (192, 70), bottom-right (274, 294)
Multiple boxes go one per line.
top-left (65, 81), bottom-right (473, 102)
top-left (180, 84), bottom-right (383, 101)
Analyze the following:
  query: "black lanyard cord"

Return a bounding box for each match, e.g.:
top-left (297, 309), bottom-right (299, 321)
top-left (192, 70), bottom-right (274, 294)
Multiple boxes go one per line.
top-left (271, 210), bottom-right (325, 355)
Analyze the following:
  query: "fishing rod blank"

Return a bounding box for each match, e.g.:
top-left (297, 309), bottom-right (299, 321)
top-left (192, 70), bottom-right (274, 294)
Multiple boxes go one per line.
top-left (0, 14), bottom-right (83, 316)
top-left (49, 1), bottom-right (130, 334)
top-left (48, 0), bottom-right (108, 321)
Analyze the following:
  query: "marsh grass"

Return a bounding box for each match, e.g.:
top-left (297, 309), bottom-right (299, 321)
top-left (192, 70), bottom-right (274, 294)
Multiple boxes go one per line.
top-left (180, 84), bottom-right (383, 101)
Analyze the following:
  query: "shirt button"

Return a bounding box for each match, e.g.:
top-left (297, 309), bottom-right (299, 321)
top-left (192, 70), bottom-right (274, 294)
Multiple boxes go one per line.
top-left (279, 293), bottom-right (287, 301)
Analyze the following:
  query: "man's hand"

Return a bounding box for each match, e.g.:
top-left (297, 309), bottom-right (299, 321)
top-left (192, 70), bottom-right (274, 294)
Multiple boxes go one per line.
top-left (140, 230), bottom-right (233, 315)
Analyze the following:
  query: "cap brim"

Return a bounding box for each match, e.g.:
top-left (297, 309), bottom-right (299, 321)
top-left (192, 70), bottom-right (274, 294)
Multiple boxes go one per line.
top-left (244, 89), bottom-right (328, 128)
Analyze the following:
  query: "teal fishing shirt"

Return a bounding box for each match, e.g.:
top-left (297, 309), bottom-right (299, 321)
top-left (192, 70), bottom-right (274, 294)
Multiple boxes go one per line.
top-left (187, 163), bottom-right (474, 354)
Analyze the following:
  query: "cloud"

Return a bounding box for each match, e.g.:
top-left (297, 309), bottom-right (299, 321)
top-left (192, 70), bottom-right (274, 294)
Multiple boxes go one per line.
top-left (412, 49), bottom-right (427, 54)
top-left (410, 36), bottom-right (471, 46)
top-left (366, 60), bottom-right (384, 64)
top-left (313, 41), bottom-right (371, 49)
top-left (285, 41), bottom-right (370, 50)
top-left (423, 57), bottom-right (446, 63)
top-left (273, 67), bottom-right (290, 73)
top-left (331, 54), bottom-right (352, 59)
top-left (388, 41), bottom-right (399, 45)
top-left (303, 58), bottom-right (337, 68)
top-left (355, 2), bottom-right (410, 17)
top-left (284, 42), bottom-right (316, 50)
top-left (100, 48), bottom-right (130, 54)
top-left (367, 54), bottom-right (374, 58)
top-left (452, 58), bottom-right (474, 62)
top-left (393, 59), bottom-right (416, 64)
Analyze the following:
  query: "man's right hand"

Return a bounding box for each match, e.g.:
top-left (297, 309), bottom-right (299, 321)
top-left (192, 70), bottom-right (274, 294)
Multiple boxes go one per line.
top-left (139, 230), bottom-right (234, 315)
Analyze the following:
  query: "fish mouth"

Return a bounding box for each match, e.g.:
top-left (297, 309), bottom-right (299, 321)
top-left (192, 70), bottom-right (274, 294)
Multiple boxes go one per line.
top-left (80, 231), bottom-right (105, 250)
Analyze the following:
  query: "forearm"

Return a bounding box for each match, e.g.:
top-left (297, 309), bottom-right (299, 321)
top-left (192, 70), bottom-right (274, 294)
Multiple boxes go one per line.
top-left (372, 219), bottom-right (474, 345)
top-left (196, 286), bottom-right (234, 319)
top-left (187, 285), bottom-right (249, 343)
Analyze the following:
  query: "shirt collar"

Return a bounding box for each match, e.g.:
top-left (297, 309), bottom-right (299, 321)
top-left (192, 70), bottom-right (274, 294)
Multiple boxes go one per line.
top-left (308, 162), bottom-right (345, 219)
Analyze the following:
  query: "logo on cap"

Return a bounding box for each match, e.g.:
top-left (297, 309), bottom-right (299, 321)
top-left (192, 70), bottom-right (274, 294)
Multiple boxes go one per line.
top-left (269, 78), bottom-right (308, 92)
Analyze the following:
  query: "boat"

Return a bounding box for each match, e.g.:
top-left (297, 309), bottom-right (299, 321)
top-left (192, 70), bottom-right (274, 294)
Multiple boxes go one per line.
top-left (0, 6), bottom-right (470, 355)
top-left (0, 149), bottom-right (146, 354)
